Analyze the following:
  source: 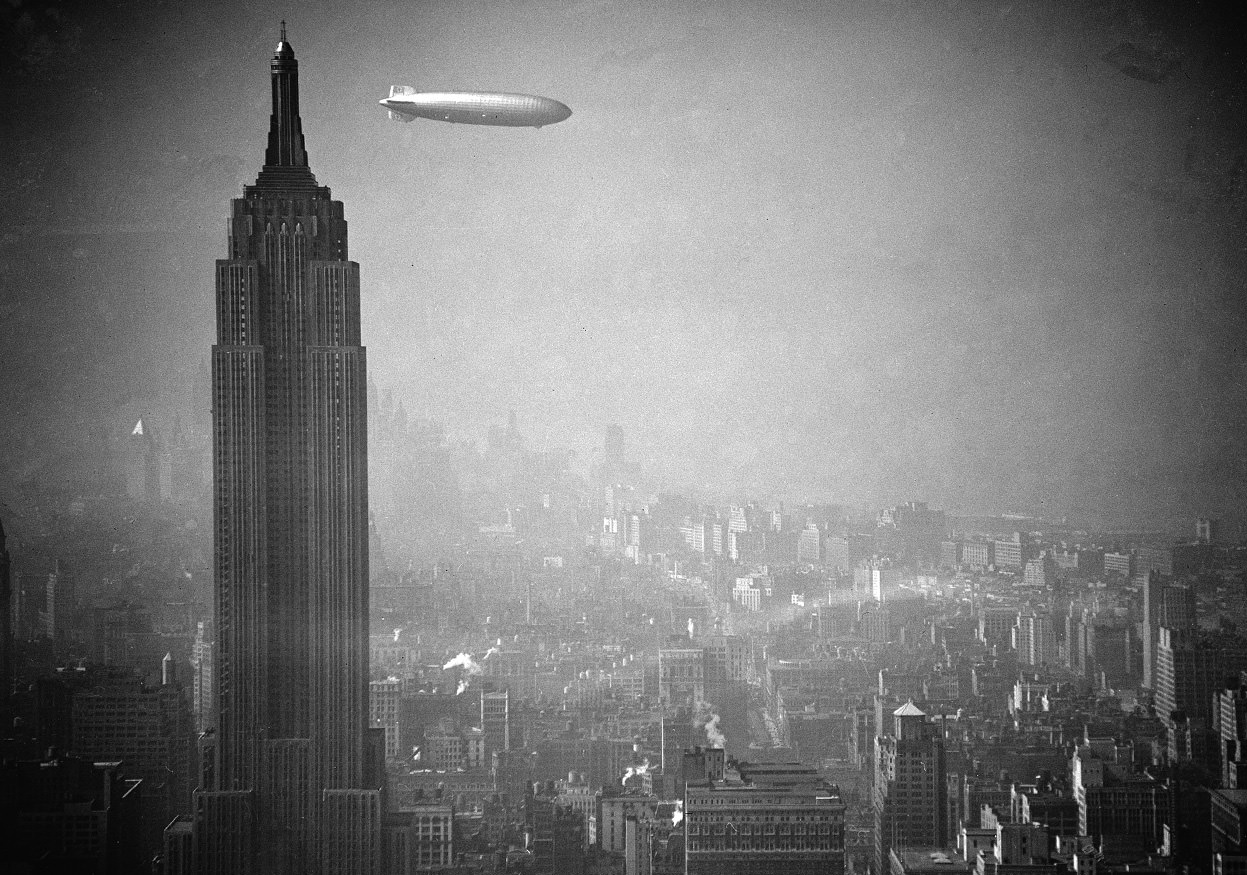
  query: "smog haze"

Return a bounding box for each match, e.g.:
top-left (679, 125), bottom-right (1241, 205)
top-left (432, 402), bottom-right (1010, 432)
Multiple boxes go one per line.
top-left (2, 0), bottom-right (1245, 529)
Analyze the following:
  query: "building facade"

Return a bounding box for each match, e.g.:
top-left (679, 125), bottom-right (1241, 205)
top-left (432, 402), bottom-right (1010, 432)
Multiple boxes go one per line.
top-left (684, 767), bottom-right (846, 875)
top-left (962, 541), bottom-right (992, 571)
top-left (72, 669), bottom-right (194, 853)
top-left (1013, 612), bottom-right (1055, 668)
top-left (599, 791), bottom-right (659, 854)
top-left (798, 523), bottom-right (822, 564)
top-left (191, 28), bottom-right (380, 874)
top-left (874, 702), bottom-right (947, 875)
top-left (1071, 748), bottom-right (1169, 844)
top-left (659, 648), bottom-right (705, 706)
top-left (383, 802), bottom-right (454, 873)
top-left (1155, 628), bottom-right (1247, 736)
top-left (191, 620), bottom-right (215, 734)
top-left (704, 635), bottom-right (752, 685)
top-left (991, 536), bottom-right (1022, 570)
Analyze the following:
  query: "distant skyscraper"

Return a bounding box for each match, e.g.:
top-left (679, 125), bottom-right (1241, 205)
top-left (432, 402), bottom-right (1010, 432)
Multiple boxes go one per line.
top-left (874, 702), bottom-right (947, 875)
top-left (1197, 517), bottom-right (1222, 545)
top-left (1103, 551), bottom-right (1132, 577)
top-left (854, 560), bottom-right (899, 602)
top-left (992, 533), bottom-right (1023, 569)
top-left (962, 540), bottom-right (992, 570)
top-left (191, 619), bottom-right (215, 733)
top-left (45, 559), bottom-right (75, 642)
top-left (1014, 611), bottom-right (1055, 667)
top-left (1023, 552), bottom-right (1056, 589)
top-left (125, 417), bottom-right (162, 503)
top-left (1159, 584), bottom-right (1197, 631)
top-left (193, 27), bottom-right (378, 874)
top-left (1136, 544), bottom-right (1174, 578)
top-left (624, 512), bottom-right (641, 549)
top-left (1142, 569), bottom-right (1162, 689)
top-left (481, 689), bottom-right (511, 753)
top-left (369, 677), bottom-right (401, 760)
top-left (798, 522), bottom-right (822, 564)
top-left (939, 539), bottom-right (961, 570)
top-left (1141, 571), bottom-right (1194, 690)
top-left (1216, 681), bottom-right (1247, 788)
top-left (12, 570), bottom-right (44, 641)
top-left (1065, 605), bottom-right (1089, 676)
top-left (1155, 627), bottom-right (1247, 729)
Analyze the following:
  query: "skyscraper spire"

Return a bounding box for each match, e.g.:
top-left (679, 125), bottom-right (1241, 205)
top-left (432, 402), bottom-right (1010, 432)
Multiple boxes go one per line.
top-left (255, 21), bottom-right (316, 189)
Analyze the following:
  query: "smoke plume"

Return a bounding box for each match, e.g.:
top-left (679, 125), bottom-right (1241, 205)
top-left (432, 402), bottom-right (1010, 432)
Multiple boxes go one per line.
top-left (703, 712), bottom-right (725, 749)
top-left (443, 652), bottom-right (483, 675)
top-left (621, 759), bottom-right (650, 785)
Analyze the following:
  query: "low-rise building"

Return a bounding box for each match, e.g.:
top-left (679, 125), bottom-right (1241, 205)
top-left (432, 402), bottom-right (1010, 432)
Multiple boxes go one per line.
top-left (685, 759), bottom-right (845, 875)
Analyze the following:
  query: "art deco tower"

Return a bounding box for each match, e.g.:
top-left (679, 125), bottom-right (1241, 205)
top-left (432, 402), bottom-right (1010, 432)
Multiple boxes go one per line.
top-left (194, 27), bottom-right (379, 875)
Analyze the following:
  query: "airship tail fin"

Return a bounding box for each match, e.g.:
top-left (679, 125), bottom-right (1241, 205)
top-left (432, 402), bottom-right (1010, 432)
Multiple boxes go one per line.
top-left (387, 110), bottom-right (416, 123)
top-left (388, 85), bottom-right (418, 98)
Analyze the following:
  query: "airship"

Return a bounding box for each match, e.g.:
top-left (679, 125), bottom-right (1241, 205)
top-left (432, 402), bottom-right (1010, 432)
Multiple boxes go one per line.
top-left (379, 86), bottom-right (572, 128)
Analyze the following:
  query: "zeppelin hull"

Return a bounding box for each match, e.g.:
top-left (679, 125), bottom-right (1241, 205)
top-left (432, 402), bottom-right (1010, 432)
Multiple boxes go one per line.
top-left (380, 90), bottom-right (571, 128)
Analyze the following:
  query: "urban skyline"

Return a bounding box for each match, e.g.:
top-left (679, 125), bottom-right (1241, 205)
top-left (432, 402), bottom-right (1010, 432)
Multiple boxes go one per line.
top-left (2, 6), bottom-right (1247, 872)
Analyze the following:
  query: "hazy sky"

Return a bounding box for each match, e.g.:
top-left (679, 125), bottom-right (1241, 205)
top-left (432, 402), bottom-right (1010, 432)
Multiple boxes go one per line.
top-left (1, 0), bottom-right (1245, 528)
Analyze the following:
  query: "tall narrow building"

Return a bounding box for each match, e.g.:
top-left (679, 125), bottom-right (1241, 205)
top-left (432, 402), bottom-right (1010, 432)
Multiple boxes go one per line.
top-left (874, 702), bottom-right (947, 875)
top-left (193, 26), bottom-right (379, 875)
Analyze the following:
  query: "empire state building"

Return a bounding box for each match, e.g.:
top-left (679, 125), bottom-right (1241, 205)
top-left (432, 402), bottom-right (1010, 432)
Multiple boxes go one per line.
top-left (193, 28), bottom-right (381, 875)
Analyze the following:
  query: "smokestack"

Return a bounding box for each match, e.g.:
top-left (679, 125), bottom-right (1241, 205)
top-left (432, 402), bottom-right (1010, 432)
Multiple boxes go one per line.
top-left (162, 652), bottom-right (174, 686)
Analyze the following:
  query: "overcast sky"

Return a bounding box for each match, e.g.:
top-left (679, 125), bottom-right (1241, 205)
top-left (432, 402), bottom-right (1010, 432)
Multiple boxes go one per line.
top-left (1, 0), bottom-right (1244, 529)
